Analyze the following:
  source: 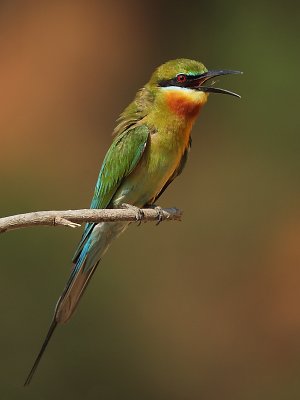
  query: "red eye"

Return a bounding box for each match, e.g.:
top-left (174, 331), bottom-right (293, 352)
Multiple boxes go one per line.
top-left (176, 74), bottom-right (187, 83)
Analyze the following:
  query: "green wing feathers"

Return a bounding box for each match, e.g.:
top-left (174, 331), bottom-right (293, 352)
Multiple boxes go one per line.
top-left (73, 124), bottom-right (149, 263)
top-left (91, 124), bottom-right (149, 209)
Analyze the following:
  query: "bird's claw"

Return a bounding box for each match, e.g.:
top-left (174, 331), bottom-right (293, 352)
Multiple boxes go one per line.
top-left (151, 205), bottom-right (164, 225)
top-left (121, 203), bottom-right (144, 226)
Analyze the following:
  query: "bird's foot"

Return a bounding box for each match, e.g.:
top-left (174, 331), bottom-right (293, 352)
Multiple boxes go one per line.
top-left (148, 204), bottom-right (164, 225)
top-left (121, 203), bottom-right (144, 226)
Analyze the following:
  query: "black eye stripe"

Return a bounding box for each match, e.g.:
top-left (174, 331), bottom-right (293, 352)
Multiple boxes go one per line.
top-left (158, 74), bottom-right (201, 88)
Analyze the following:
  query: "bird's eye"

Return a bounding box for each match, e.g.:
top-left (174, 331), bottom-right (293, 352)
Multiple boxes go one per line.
top-left (176, 74), bottom-right (187, 83)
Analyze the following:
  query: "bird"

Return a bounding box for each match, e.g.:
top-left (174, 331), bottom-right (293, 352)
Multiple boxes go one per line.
top-left (24, 58), bottom-right (241, 385)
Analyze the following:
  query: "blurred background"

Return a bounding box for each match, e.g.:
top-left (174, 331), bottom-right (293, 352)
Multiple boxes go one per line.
top-left (0, 0), bottom-right (299, 399)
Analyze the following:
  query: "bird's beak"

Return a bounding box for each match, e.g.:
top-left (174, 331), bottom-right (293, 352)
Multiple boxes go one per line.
top-left (192, 70), bottom-right (242, 98)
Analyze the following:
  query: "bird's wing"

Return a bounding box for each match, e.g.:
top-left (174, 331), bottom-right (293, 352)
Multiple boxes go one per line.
top-left (61, 123), bottom-right (150, 317)
top-left (72, 124), bottom-right (150, 263)
top-left (24, 125), bottom-right (150, 386)
top-left (151, 137), bottom-right (192, 204)
top-left (92, 124), bottom-right (150, 209)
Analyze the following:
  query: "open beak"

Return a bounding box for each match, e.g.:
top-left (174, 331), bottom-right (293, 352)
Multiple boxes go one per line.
top-left (193, 70), bottom-right (242, 98)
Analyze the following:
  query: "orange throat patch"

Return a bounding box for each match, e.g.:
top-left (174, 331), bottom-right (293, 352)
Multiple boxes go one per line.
top-left (165, 88), bottom-right (207, 119)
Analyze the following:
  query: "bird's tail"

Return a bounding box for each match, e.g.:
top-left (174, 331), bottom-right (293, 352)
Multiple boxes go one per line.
top-left (24, 319), bottom-right (57, 386)
top-left (24, 259), bottom-right (99, 386)
top-left (24, 221), bottom-right (128, 386)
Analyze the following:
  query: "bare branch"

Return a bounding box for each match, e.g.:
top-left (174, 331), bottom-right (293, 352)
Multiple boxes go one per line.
top-left (0, 207), bottom-right (182, 234)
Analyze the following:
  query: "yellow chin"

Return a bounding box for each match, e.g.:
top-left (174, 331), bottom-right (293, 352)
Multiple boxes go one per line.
top-left (188, 89), bottom-right (208, 105)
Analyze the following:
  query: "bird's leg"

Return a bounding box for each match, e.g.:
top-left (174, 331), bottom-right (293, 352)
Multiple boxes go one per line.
top-left (121, 203), bottom-right (144, 226)
top-left (147, 204), bottom-right (164, 225)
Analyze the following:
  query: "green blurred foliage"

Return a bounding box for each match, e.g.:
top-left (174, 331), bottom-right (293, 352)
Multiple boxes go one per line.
top-left (0, 0), bottom-right (299, 399)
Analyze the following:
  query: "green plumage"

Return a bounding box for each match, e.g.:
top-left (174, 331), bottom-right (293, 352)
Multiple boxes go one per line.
top-left (73, 125), bottom-right (149, 263)
top-left (25, 58), bottom-right (241, 385)
top-left (91, 125), bottom-right (149, 209)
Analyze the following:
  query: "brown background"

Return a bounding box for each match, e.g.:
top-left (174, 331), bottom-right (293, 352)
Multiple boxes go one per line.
top-left (0, 1), bottom-right (299, 399)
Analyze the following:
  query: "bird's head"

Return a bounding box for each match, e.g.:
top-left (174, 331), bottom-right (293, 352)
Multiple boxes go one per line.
top-left (146, 59), bottom-right (241, 118)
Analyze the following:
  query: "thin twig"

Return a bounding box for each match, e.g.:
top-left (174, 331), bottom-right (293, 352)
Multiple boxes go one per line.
top-left (0, 207), bottom-right (182, 234)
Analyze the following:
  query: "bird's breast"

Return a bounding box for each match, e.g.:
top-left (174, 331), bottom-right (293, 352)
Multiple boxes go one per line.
top-left (112, 122), bottom-right (192, 207)
top-left (112, 88), bottom-right (207, 207)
